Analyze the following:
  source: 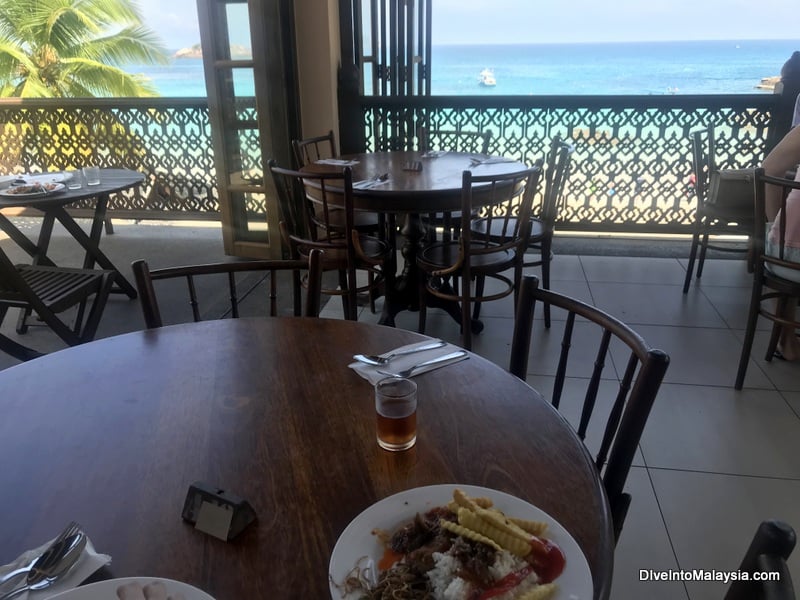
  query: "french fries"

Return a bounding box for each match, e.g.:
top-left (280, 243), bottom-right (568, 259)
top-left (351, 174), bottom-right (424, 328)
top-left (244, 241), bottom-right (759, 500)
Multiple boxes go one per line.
top-left (438, 488), bottom-right (559, 599)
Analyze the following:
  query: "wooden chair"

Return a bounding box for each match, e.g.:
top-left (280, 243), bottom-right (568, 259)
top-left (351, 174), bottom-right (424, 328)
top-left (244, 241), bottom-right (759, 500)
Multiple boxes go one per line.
top-left (292, 130), bottom-right (337, 166)
top-left (735, 168), bottom-right (800, 389)
top-left (471, 136), bottom-right (574, 327)
top-left (0, 247), bottom-right (114, 361)
top-left (268, 161), bottom-right (390, 320)
top-left (417, 165), bottom-right (541, 350)
top-left (509, 275), bottom-right (670, 542)
top-left (725, 520), bottom-right (796, 600)
top-left (683, 127), bottom-right (755, 293)
top-left (419, 127), bottom-right (493, 243)
top-left (131, 249), bottom-right (323, 329)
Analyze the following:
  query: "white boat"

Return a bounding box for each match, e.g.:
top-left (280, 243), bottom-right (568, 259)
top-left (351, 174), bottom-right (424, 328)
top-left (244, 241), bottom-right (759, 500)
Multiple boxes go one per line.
top-left (478, 68), bottom-right (496, 87)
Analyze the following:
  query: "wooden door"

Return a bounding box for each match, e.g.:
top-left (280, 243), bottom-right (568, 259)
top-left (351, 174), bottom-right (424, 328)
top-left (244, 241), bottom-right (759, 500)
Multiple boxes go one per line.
top-left (197, 0), bottom-right (299, 258)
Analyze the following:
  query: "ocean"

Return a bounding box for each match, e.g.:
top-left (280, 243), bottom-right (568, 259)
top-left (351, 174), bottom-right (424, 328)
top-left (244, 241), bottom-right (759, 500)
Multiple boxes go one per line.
top-left (130, 39), bottom-right (799, 97)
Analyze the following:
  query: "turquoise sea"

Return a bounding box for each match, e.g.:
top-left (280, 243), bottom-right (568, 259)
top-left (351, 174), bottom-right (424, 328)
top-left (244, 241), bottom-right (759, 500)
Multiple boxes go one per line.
top-left (129, 39), bottom-right (799, 97)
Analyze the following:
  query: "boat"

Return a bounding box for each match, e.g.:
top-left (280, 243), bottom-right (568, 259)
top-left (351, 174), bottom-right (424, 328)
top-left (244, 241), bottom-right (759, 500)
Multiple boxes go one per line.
top-left (478, 68), bottom-right (496, 87)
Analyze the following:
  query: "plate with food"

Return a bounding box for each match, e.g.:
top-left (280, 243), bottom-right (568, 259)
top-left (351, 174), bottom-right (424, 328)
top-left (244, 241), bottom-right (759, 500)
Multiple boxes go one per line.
top-left (0, 182), bottom-right (65, 197)
top-left (48, 577), bottom-right (215, 599)
top-left (328, 484), bottom-right (592, 600)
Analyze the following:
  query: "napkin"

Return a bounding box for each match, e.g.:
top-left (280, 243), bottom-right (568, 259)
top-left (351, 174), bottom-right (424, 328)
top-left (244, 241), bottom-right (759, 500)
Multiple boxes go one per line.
top-left (469, 157), bottom-right (517, 166)
top-left (349, 340), bottom-right (469, 385)
top-left (0, 535), bottom-right (111, 599)
top-left (314, 158), bottom-right (360, 166)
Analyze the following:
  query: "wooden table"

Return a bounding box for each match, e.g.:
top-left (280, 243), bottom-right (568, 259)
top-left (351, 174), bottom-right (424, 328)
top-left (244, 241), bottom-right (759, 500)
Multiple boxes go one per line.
top-left (0, 318), bottom-right (613, 599)
top-left (0, 168), bottom-right (144, 299)
top-left (306, 151), bottom-right (529, 327)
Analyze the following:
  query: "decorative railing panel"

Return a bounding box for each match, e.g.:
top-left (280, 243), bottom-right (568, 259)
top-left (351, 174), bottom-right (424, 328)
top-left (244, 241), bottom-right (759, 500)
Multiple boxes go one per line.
top-left (0, 94), bottom-right (783, 233)
top-left (0, 98), bottom-right (220, 219)
top-left (359, 94), bottom-right (778, 233)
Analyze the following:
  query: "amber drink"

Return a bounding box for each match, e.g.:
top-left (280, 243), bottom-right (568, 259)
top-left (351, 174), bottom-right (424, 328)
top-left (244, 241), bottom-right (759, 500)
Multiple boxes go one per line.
top-left (375, 377), bottom-right (417, 451)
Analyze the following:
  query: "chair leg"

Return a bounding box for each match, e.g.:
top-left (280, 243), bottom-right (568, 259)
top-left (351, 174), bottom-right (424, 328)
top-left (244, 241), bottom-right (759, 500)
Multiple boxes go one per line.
top-left (472, 275), bottom-right (485, 321)
top-left (418, 273), bottom-right (428, 334)
top-left (540, 236), bottom-right (552, 328)
top-left (461, 278), bottom-right (472, 351)
top-left (78, 273), bottom-right (115, 342)
top-left (696, 231), bottom-right (710, 278)
top-left (735, 278), bottom-right (762, 390)
top-left (764, 296), bottom-right (788, 361)
top-left (338, 270), bottom-right (351, 320)
top-left (683, 228), bottom-right (701, 293)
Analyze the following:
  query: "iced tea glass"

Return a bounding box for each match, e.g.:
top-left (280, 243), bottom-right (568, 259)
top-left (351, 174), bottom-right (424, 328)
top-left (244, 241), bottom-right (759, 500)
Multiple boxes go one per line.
top-left (375, 377), bottom-right (417, 451)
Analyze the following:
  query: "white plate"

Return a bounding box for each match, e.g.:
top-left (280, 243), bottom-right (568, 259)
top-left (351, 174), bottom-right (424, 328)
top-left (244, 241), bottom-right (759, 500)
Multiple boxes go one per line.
top-left (0, 182), bottom-right (65, 198)
top-left (328, 484), bottom-right (593, 600)
top-left (48, 577), bottom-right (215, 599)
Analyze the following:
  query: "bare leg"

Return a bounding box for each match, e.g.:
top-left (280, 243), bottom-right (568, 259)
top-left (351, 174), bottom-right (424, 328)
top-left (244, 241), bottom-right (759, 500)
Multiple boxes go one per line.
top-left (776, 297), bottom-right (800, 361)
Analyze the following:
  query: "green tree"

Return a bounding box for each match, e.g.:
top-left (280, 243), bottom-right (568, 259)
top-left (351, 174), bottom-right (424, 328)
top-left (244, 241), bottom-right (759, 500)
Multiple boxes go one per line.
top-left (0, 0), bottom-right (169, 97)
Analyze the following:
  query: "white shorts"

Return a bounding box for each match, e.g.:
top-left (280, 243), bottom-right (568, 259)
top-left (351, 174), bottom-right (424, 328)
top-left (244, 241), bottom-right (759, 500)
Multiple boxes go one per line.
top-left (765, 222), bottom-right (800, 283)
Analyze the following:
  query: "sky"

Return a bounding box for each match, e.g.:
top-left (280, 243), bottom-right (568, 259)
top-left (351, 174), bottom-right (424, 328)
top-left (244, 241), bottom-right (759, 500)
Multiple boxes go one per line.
top-left (135, 0), bottom-right (799, 51)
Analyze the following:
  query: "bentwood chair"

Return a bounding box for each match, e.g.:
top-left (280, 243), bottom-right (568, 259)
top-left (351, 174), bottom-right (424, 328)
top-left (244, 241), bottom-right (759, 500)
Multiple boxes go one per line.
top-left (471, 136), bottom-right (574, 327)
top-left (683, 128), bottom-right (755, 293)
top-left (419, 127), bottom-right (493, 243)
top-left (725, 520), bottom-right (796, 600)
top-left (269, 161), bottom-right (390, 320)
top-left (509, 275), bottom-right (670, 542)
top-left (735, 169), bottom-right (800, 389)
top-left (292, 130), bottom-right (337, 166)
top-left (131, 250), bottom-right (323, 328)
top-left (417, 165), bottom-right (541, 350)
top-left (0, 246), bottom-right (114, 361)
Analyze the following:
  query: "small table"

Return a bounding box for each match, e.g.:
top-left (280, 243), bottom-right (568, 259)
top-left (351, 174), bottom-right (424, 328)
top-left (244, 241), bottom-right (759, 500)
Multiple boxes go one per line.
top-left (306, 151), bottom-right (529, 326)
top-left (0, 318), bottom-right (613, 599)
top-left (0, 168), bottom-right (144, 299)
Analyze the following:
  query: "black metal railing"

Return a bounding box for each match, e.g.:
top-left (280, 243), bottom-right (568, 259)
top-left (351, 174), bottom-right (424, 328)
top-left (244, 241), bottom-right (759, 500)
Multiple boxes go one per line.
top-left (357, 93), bottom-right (779, 233)
top-left (0, 91), bottom-right (790, 233)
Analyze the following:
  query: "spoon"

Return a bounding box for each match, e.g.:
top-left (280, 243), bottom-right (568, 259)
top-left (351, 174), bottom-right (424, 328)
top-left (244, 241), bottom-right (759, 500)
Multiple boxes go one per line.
top-left (353, 339), bottom-right (446, 366)
top-left (0, 532), bottom-right (87, 600)
top-left (0, 521), bottom-right (81, 586)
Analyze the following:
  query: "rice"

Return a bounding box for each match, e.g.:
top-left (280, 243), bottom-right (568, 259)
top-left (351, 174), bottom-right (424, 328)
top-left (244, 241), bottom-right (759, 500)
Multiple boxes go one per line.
top-left (426, 548), bottom-right (542, 600)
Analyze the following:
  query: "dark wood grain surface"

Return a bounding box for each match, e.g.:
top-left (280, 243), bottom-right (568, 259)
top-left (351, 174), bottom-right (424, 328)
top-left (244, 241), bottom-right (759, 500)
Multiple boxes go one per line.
top-left (0, 318), bottom-right (613, 599)
top-left (304, 151), bottom-right (529, 212)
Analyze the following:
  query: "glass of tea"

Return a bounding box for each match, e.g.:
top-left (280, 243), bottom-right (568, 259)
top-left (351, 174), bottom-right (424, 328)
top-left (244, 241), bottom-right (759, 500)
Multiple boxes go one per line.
top-left (375, 377), bottom-right (417, 451)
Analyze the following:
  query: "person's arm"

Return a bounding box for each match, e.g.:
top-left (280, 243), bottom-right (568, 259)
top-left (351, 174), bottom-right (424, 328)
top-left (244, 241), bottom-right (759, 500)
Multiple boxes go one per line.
top-left (762, 126), bottom-right (800, 219)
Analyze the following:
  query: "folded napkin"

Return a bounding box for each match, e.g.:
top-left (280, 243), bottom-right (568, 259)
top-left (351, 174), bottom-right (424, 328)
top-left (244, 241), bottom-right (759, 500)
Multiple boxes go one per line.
top-left (314, 158), bottom-right (360, 166)
top-left (349, 340), bottom-right (469, 385)
top-left (0, 535), bottom-right (110, 599)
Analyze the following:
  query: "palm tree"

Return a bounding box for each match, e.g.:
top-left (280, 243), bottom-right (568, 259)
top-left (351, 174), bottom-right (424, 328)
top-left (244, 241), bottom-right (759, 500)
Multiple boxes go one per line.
top-left (0, 0), bottom-right (169, 97)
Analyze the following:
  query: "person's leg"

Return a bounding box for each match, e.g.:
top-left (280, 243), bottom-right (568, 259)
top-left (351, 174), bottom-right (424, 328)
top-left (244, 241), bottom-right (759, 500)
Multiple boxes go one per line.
top-left (776, 296), bottom-right (800, 361)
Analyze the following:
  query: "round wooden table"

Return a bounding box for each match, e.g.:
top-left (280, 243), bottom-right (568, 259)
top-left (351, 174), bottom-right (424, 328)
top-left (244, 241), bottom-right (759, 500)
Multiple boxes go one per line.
top-left (304, 151), bottom-right (531, 327)
top-left (0, 318), bottom-right (612, 599)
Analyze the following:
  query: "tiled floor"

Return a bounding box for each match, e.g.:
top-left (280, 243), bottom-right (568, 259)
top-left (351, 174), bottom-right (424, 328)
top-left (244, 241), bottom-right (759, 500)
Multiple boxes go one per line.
top-left (2, 219), bottom-right (799, 599)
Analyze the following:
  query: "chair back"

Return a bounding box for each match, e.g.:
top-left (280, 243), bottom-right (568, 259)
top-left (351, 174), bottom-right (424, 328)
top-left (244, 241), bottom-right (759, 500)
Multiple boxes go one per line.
top-left (691, 128), bottom-right (715, 208)
top-left (292, 131), bottom-right (337, 166)
top-left (131, 250), bottom-right (324, 329)
top-left (725, 520), bottom-right (796, 600)
top-left (461, 166), bottom-right (541, 269)
top-left (510, 275), bottom-right (670, 542)
top-left (419, 126), bottom-right (492, 154)
top-left (539, 136), bottom-right (574, 224)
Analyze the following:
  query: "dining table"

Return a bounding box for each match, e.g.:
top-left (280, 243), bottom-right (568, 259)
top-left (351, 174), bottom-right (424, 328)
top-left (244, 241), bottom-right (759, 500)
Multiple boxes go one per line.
top-left (303, 150), bottom-right (530, 328)
top-left (0, 317), bottom-right (613, 599)
top-left (0, 168), bottom-right (144, 300)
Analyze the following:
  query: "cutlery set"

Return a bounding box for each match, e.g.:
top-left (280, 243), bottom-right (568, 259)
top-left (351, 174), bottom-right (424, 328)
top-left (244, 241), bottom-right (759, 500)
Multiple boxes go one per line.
top-left (353, 339), bottom-right (468, 378)
top-left (0, 521), bottom-right (86, 599)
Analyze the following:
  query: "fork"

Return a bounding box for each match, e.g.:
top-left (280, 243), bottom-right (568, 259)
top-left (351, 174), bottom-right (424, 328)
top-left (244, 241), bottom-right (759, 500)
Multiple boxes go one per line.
top-left (0, 521), bottom-right (82, 587)
top-left (376, 350), bottom-right (467, 378)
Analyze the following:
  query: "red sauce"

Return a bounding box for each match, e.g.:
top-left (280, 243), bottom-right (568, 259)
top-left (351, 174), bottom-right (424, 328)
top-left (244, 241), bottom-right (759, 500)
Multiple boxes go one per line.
top-left (527, 536), bottom-right (566, 584)
top-left (378, 547), bottom-right (404, 571)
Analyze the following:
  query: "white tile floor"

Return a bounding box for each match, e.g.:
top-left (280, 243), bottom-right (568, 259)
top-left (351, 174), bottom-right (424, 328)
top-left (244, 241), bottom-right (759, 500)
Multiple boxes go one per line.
top-left (322, 252), bottom-right (800, 600)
